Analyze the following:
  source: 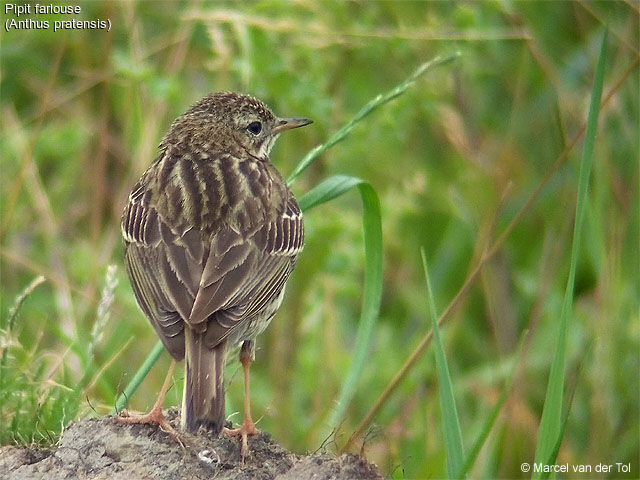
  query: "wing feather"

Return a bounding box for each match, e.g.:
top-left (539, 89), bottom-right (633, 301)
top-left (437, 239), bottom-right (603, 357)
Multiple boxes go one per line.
top-left (124, 241), bottom-right (186, 359)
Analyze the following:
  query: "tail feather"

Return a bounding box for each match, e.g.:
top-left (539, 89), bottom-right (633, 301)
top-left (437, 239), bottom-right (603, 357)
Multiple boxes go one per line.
top-left (181, 328), bottom-right (226, 434)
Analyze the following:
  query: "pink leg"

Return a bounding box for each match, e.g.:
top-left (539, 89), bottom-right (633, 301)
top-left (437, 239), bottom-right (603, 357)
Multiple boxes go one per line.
top-left (223, 343), bottom-right (258, 458)
top-left (117, 360), bottom-right (182, 443)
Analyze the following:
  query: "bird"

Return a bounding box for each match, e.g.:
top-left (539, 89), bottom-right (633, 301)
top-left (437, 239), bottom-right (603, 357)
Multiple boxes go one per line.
top-left (119, 91), bottom-right (311, 455)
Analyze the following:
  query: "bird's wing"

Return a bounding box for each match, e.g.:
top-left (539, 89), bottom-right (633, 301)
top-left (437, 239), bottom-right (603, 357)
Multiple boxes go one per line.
top-left (123, 165), bottom-right (304, 354)
top-left (190, 193), bottom-right (304, 348)
top-left (122, 177), bottom-right (200, 360)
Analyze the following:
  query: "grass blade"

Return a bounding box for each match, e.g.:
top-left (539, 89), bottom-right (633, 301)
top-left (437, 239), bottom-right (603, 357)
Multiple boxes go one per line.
top-left (110, 340), bottom-right (164, 414)
top-left (1, 276), bottom-right (46, 382)
top-left (297, 175), bottom-right (362, 212)
top-left (538, 344), bottom-right (591, 480)
top-left (533, 29), bottom-right (607, 473)
top-left (300, 176), bottom-right (384, 431)
top-left (286, 53), bottom-right (460, 185)
top-left (4, 275), bottom-right (47, 332)
top-left (421, 248), bottom-right (465, 479)
top-left (457, 334), bottom-right (527, 479)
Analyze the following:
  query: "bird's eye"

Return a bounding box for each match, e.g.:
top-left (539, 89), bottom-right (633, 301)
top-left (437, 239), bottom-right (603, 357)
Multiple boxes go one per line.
top-left (247, 121), bottom-right (262, 135)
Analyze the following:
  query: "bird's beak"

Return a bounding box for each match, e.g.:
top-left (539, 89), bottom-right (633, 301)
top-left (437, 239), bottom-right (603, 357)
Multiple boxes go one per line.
top-left (273, 117), bottom-right (313, 134)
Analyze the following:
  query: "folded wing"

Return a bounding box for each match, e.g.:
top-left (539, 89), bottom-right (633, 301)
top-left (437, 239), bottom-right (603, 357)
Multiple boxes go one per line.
top-left (122, 171), bottom-right (304, 356)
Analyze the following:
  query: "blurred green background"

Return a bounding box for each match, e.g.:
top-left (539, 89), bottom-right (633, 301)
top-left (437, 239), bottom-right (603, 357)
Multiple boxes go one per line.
top-left (1, 1), bottom-right (638, 478)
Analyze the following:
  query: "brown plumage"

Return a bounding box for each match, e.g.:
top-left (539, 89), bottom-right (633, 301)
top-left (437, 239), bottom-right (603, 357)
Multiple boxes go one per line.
top-left (121, 92), bottom-right (311, 441)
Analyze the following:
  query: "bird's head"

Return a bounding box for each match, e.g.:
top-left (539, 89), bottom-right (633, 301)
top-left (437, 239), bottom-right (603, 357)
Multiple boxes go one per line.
top-left (163, 91), bottom-right (312, 159)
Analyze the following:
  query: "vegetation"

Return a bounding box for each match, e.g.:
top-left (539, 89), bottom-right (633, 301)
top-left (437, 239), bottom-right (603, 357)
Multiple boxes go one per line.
top-left (1, 2), bottom-right (637, 478)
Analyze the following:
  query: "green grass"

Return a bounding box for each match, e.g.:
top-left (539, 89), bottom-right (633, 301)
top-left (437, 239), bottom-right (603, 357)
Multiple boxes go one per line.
top-left (534, 29), bottom-right (608, 478)
top-left (421, 248), bottom-right (465, 479)
top-left (1, 2), bottom-right (638, 478)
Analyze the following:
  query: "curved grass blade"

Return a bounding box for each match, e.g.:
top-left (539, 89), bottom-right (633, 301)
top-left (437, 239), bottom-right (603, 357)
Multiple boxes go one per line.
top-left (287, 53), bottom-right (460, 185)
top-left (533, 29), bottom-right (607, 474)
top-left (297, 174), bottom-right (362, 212)
top-left (299, 176), bottom-right (383, 431)
top-left (421, 248), bottom-right (465, 479)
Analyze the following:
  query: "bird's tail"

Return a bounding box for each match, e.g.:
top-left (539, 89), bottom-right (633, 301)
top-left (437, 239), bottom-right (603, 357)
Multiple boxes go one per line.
top-left (181, 328), bottom-right (226, 434)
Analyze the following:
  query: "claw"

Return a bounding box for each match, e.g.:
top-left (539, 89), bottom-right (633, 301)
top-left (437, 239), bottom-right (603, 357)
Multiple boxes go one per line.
top-left (223, 418), bottom-right (258, 458)
top-left (115, 360), bottom-right (184, 447)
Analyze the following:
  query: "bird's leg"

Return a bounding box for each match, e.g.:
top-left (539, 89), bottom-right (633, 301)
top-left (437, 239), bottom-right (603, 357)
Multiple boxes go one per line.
top-left (117, 359), bottom-right (181, 443)
top-left (223, 340), bottom-right (258, 457)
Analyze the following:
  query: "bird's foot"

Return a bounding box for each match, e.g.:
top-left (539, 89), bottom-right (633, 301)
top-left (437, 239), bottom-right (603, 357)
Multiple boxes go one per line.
top-left (223, 417), bottom-right (258, 459)
top-left (117, 406), bottom-right (184, 446)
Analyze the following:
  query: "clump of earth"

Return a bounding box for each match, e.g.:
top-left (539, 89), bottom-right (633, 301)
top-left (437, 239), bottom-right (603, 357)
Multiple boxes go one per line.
top-left (0, 408), bottom-right (381, 479)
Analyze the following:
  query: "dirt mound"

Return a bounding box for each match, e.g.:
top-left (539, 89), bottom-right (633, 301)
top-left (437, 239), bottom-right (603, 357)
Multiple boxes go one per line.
top-left (0, 409), bottom-right (381, 479)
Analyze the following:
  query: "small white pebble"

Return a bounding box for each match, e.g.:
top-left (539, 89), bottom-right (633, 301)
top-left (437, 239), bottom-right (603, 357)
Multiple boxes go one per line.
top-left (198, 449), bottom-right (220, 465)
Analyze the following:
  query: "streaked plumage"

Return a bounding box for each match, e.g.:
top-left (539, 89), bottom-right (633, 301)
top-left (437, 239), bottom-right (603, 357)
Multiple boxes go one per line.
top-left (121, 91), bottom-right (310, 436)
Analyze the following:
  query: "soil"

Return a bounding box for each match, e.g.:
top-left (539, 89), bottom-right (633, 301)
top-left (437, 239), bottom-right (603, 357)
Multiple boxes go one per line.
top-left (0, 409), bottom-right (381, 480)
